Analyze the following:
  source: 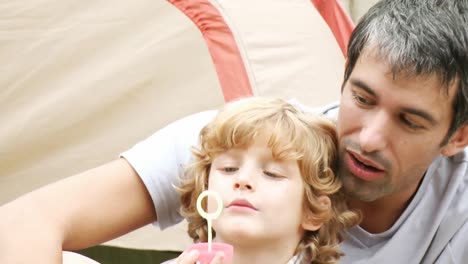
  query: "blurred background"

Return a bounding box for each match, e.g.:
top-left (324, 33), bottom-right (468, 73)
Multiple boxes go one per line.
top-left (341, 0), bottom-right (379, 22)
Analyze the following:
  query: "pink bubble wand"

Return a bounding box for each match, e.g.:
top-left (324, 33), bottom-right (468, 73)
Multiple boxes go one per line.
top-left (186, 190), bottom-right (233, 263)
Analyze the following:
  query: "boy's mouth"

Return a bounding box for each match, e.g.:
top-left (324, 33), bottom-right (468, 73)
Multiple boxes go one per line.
top-left (227, 198), bottom-right (258, 211)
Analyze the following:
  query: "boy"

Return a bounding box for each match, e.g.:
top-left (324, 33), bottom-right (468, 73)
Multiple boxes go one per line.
top-left (172, 97), bottom-right (360, 264)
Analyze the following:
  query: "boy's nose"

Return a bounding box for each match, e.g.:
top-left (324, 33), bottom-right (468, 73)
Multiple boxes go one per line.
top-left (233, 169), bottom-right (254, 191)
top-left (234, 181), bottom-right (253, 190)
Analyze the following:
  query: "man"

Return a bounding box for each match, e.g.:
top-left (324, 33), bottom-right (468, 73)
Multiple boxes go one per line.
top-left (1, 0), bottom-right (467, 263)
top-left (331, 1), bottom-right (468, 262)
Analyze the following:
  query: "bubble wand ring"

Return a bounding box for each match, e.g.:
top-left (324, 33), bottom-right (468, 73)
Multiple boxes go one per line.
top-left (196, 190), bottom-right (223, 251)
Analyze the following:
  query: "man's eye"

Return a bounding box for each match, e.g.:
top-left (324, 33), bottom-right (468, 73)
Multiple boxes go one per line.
top-left (400, 115), bottom-right (425, 130)
top-left (352, 92), bottom-right (373, 106)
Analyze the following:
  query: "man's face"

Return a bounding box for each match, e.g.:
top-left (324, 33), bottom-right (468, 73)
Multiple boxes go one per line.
top-left (337, 50), bottom-right (457, 202)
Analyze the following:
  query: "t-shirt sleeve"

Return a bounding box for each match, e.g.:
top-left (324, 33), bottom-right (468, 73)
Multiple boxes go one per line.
top-left (287, 99), bottom-right (340, 120)
top-left (120, 110), bottom-right (217, 229)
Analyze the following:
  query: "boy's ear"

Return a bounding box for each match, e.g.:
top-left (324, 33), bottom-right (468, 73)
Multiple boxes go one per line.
top-left (441, 125), bottom-right (468, 157)
top-left (301, 196), bottom-right (331, 231)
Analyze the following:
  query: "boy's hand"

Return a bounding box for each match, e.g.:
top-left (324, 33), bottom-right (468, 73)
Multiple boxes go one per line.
top-left (174, 250), bottom-right (226, 264)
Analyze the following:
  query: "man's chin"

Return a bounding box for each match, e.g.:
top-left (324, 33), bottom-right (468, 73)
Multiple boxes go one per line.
top-left (340, 171), bottom-right (389, 202)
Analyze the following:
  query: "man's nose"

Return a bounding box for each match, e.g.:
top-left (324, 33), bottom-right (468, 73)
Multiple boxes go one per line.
top-left (359, 111), bottom-right (391, 153)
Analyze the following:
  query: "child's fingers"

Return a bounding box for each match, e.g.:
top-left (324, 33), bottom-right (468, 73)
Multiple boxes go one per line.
top-left (175, 250), bottom-right (199, 264)
top-left (210, 251), bottom-right (226, 264)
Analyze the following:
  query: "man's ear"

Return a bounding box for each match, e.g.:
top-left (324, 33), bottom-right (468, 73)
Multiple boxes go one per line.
top-left (301, 196), bottom-right (331, 231)
top-left (441, 125), bottom-right (468, 157)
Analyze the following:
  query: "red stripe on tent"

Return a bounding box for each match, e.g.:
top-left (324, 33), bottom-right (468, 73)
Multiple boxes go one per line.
top-left (311, 0), bottom-right (355, 57)
top-left (168, 0), bottom-right (253, 102)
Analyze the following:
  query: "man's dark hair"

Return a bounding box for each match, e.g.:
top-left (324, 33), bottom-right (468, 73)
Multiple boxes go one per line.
top-left (344, 0), bottom-right (468, 145)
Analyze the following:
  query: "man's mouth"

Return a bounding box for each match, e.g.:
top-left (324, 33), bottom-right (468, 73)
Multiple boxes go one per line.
top-left (345, 151), bottom-right (385, 181)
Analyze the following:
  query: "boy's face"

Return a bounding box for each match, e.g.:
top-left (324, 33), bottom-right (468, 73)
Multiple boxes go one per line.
top-left (206, 134), bottom-right (311, 248)
top-left (337, 49), bottom-right (461, 203)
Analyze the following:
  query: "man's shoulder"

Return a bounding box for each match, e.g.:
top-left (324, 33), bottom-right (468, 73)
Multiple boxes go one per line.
top-left (429, 150), bottom-right (468, 253)
top-left (440, 148), bottom-right (468, 185)
top-left (453, 147), bottom-right (468, 163)
top-left (433, 149), bottom-right (467, 179)
top-left (288, 99), bottom-right (340, 120)
top-left (434, 149), bottom-right (468, 203)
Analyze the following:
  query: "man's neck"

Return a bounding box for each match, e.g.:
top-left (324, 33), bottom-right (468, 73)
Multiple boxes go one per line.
top-left (349, 179), bottom-right (422, 234)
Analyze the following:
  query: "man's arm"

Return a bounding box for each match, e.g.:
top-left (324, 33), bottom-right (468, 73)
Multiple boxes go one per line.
top-left (0, 109), bottom-right (218, 263)
top-left (0, 158), bottom-right (155, 263)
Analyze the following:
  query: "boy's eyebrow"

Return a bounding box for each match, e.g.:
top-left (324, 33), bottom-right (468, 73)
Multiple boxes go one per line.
top-left (216, 150), bottom-right (240, 160)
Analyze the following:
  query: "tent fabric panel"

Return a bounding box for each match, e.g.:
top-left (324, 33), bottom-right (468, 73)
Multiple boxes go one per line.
top-left (212, 0), bottom-right (343, 107)
top-left (169, 0), bottom-right (253, 102)
top-left (311, 0), bottom-right (355, 56)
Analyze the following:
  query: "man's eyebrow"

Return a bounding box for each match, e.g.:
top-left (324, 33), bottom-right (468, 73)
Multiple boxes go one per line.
top-left (401, 107), bottom-right (438, 126)
top-left (349, 78), bottom-right (378, 98)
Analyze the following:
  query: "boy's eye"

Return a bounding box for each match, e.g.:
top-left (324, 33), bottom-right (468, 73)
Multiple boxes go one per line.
top-left (221, 167), bottom-right (238, 173)
top-left (263, 171), bottom-right (283, 178)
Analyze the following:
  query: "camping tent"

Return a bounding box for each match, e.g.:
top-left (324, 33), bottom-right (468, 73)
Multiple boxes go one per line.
top-left (0, 0), bottom-right (352, 252)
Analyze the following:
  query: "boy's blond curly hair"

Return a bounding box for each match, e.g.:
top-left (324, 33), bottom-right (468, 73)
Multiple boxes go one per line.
top-left (177, 97), bottom-right (361, 263)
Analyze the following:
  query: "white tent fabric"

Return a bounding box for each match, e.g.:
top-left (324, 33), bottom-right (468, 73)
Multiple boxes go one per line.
top-left (0, 0), bottom-right (344, 251)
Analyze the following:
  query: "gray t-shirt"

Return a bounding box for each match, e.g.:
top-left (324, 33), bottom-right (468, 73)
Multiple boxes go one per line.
top-left (121, 102), bottom-right (468, 263)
